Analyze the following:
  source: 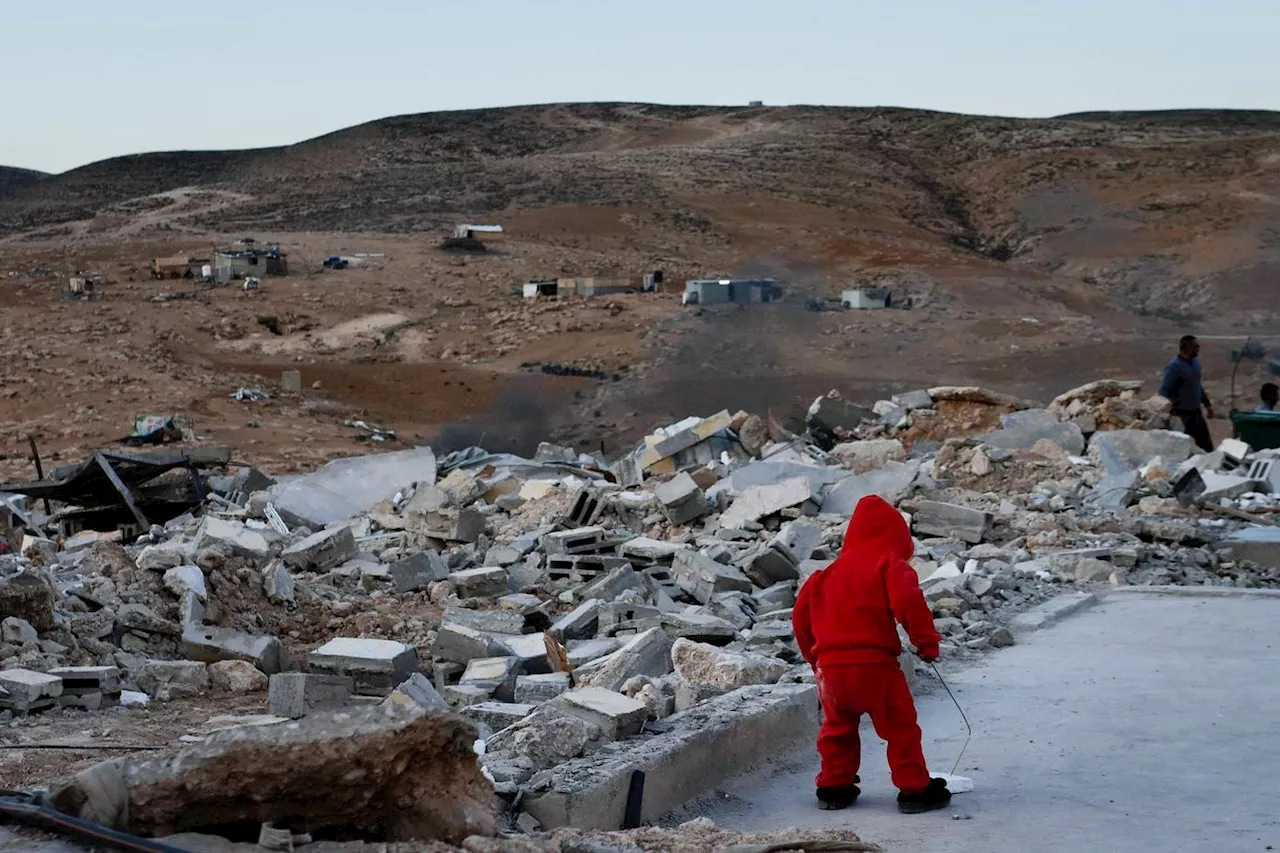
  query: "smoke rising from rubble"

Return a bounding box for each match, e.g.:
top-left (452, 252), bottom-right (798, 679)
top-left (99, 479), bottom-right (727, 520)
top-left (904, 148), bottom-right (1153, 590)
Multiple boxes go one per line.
top-left (644, 254), bottom-right (841, 426)
top-left (432, 384), bottom-right (552, 457)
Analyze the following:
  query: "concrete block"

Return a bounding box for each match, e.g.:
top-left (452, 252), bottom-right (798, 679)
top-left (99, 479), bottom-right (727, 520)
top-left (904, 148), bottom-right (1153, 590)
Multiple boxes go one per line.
top-left (448, 566), bottom-right (510, 599)
top-left (443, 683), bottom-right (491, 707)
top-left (820, 461), bottom-right (920, 516)
top-left (523, 683), bottom-right (819, 830)
top-left (543, 527), bottom-right (608, 556)
top-left (551, 599), bottom-right (601, 641)
top-left (433, 621), bottom-right (509, 664)
top-left (196, 516), bottom-right (271, 562)
top-left (654, 473), bottom-right (710, 524)
top-left (281, 526), bottom-right (357, 572)
top-left (672, 550), bottom-right (752, 603)
top-left (262, 562), bottom-right (294, 604)
top-left (463, 701), bottom-right (535, 731)
top-left (424, 508), bottom-right (485, 543)
top-left (0, 669), bottom-right (63, 710)
top-left (892, 389), bottom-right (934, 411)
top-left (753, 582), bottom-right (796, 615)
top-left (553, 687), bottom-right (649, 740)
top-left (912, 501), bottom-right (991, 545)
top-left (460, 656), bottom-right (521, 702)
top-left (515, 672), bottom-right (572, 703)
top-left (443, 605), bottom-right (526, 634)
top-left (579, 566), bottom-right (645, 602)
top-left (661, 608), bottom-right (738, 644)
top-left (577, 627), bottom-right (673, 692)
top-left (308, 637), bottom-right (417, 696)
top-left (494, 632), bottom-right (553, 675)
top-left (182, 626), bottom-right (284, 675)
top-left (567, 637), bottom-right (622, 668)
top-left (380, 672), bottom-right (448, 712)
top-left (385, 550), bottom-right (448, 593)
top-left (738, 542), bottom-right (799, 588)
top-left (49, 666), bottom-right (121, 696)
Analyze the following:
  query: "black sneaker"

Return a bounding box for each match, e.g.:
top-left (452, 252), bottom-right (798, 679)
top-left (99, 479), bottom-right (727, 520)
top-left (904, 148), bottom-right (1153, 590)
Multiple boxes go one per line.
top-left (897, 777), bottom-right (951, 814)
top-left (817, 777), bottom-right (860, 811)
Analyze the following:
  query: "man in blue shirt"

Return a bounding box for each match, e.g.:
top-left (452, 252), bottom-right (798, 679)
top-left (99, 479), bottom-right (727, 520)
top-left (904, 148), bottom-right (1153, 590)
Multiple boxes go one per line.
top-left (1159, 335), bottom-right (1215, 452)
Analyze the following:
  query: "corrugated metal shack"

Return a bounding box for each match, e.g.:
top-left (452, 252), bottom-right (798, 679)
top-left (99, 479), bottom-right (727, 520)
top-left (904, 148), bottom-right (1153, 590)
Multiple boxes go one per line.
top-left (681, 278), bottom-right (777, 305)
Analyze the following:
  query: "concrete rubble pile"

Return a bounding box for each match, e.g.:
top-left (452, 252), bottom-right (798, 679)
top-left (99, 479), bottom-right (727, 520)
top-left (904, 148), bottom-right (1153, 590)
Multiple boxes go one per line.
top-left (3, 378), bottom-right (1280, 842)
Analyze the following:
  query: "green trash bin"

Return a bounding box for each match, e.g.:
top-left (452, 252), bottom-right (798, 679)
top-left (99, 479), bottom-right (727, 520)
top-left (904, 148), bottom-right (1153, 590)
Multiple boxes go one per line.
top-left (1230, 410), bottom-right (1280, 450)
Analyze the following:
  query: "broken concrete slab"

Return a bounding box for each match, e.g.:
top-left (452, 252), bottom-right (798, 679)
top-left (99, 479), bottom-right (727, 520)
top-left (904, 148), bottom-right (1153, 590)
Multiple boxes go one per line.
top-left (579, 565), bottom-right (645, 601)
top-left (266, 447), bottom-right (439, 529)
top-left (267, 672), bottom-right (355, 719)
top-left (738, 541), bottom-right (800, 588)
top-left (1222, 526), bottom-right (1280, 568)
top-left (551, 599), bottom-right (602, 642)
top-left (281, 526), bottom-right (357, 572)
top-left (162, 565), bottom-right (207, 601)
top-left (577, 627), bottom-right (673, 692)
top-left (1089, 429), bottom-right (1194, 474)
top-left (820, 461), bottom-right (920, 516)
top-left (308, 637), bottom-right (418, 696)
top-left (136, 660), bottom-right (209, 702)
top-left (448, 566), bottom-right (510, 598)
top-left (522, 683), bottom-right (818, 830)
top-left (515, 672), bottom-right (572, 703)
top-left (433, 621), bottom-right (510, 664)
top-left (460, 656), bottom-right (521, 702)
top-left (1, 616), bottom-right (37, 644)
top-left (892, 389), bottom-right (934, 411)
top-left (720, 477), bottom-right (814, 529)
top-left (671, 638), bottom-right (789, 690)
top-left (976, 408), bottom-right (1086, 456)
top-left (553, 687), bottom-right (650, 740)
top-left (464, 700), bottom-right (535, 731)
top-left (381, 672), bottom-right (449, 712)
top-left (0, 668), bottom-right (63, 711)
top-left (195, 516), bottom-right (271, 562)
top-left (830, 439), bottom-right (907, 473)
top-left (912, 501), bottom-right (991, 545)
top-left (672, 550), bottom-right (752, 604)
top-left (47, 704), bottom-right (497, 845)
top-left (181, 626), bottom-right (284, 675)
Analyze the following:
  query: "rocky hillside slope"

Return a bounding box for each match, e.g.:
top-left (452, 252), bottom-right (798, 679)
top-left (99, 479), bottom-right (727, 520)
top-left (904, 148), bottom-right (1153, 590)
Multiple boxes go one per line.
top-left (3, 104), bottom-right (1279, 319)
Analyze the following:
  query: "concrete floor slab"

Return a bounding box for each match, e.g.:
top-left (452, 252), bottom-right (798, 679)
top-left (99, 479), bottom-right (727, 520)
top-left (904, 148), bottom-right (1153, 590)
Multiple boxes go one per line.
top-left (673, 595), bottom-right (1280, 852)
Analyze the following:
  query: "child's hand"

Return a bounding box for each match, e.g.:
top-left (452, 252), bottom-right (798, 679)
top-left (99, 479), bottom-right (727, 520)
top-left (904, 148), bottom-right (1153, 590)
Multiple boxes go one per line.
top-left (917, 644), bottom-right (940, 663)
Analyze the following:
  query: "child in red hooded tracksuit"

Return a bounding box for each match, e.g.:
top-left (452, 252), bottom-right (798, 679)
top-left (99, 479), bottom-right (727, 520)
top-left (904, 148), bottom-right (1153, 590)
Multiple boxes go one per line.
top-left (793, 494), bottom-right (952, 814)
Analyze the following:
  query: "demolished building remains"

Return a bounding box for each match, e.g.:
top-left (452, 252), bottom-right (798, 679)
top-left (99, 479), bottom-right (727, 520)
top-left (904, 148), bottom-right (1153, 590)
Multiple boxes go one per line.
top-left (2, 377), bottom-right (1280, 848)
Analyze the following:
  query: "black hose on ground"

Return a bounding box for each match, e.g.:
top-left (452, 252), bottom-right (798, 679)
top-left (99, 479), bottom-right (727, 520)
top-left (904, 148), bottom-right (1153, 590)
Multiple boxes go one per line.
top-left (0, 795), bottom-right (190, 853)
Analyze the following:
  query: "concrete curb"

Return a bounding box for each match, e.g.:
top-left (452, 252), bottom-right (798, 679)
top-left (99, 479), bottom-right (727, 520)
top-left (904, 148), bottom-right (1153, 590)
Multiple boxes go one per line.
top-left (1107, 585), bottom-right (1280, 600)
top-left (1009, 591), bottom-right (1099, 633)
top-left (522, 682), bottom-right (819, 831)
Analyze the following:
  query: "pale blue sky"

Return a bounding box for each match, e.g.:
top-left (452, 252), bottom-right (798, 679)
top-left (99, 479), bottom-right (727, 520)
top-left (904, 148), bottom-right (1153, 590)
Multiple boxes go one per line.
top-left (4, 0), bottom-right (1277, 174)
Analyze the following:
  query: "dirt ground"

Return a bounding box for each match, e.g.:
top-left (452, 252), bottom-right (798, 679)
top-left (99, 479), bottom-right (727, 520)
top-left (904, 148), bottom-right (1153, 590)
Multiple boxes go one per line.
top-left (1, 226), bottom-right (1268, 485)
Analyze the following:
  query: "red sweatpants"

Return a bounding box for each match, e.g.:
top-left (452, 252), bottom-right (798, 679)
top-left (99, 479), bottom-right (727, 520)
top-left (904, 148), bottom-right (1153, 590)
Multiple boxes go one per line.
top-left (815, 661), bottom-right (931, 794)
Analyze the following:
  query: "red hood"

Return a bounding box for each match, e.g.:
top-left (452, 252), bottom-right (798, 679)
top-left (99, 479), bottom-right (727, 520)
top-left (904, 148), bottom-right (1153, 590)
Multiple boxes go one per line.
top-left (836, 495), bottom-right (914, 564)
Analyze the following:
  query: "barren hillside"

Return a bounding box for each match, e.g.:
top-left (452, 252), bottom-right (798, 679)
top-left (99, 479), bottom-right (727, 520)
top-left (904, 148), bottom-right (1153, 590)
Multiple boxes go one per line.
top-left (0, 165), bottom-right (46, 197)
top-left (2, 103), bottom-right (1280, 476)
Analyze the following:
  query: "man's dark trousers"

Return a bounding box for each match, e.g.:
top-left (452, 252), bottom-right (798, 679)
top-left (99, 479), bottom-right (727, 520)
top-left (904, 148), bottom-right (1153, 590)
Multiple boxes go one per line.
top-left (1175, 409), bottom-right (1214, 453)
